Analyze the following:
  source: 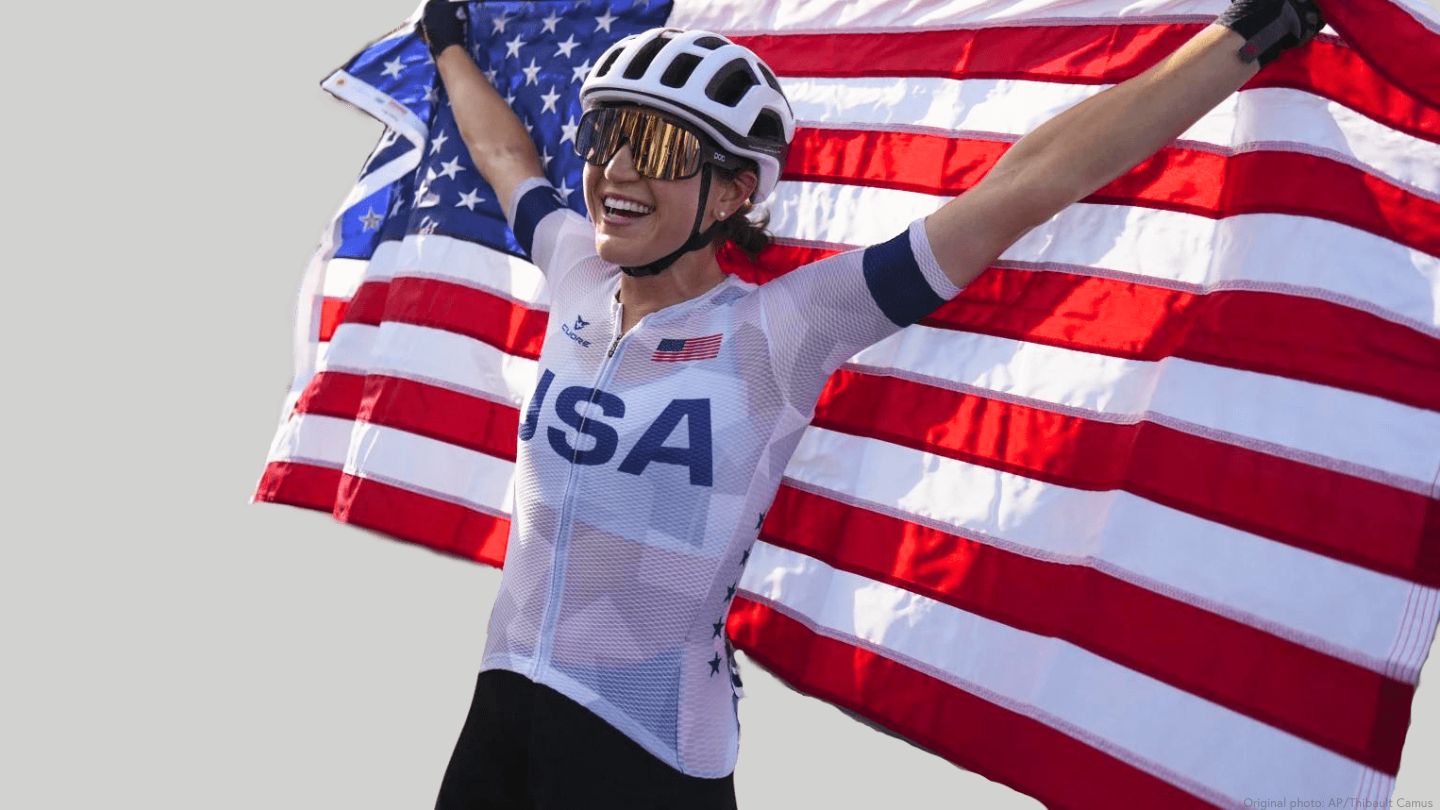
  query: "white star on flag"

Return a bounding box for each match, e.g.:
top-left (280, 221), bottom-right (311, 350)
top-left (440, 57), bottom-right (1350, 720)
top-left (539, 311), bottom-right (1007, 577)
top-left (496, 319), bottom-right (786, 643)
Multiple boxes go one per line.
top-left (428, 129), bottom-right (449, 155)
top-left (560, 115), bottom-right (578, 145)
top-left (540, 10), bottom-right (561, 34)
top-left (455, 189), bottom-right (484, 211)
top-left (358, 207), bottom-right (382, 231)
top-left (572, 59), bottom-right (593, 84)
top-left (490, 13), bottom-right (511, 34)
top-left (522, 57), bottom-right (543, 86)
top-left (505, 34), bottom-right (526, 59)
top-left (555, 35), bottom-right (580, 59)
top-left (381, 57), bottom-right (404, 79)
top-left (556, 180), bottom-right (574, 203)
top-left (437, 156), bottom-right (465, 180)
top-left (540, 86), bottom-right (561, 114)
top-left (540, 146), bottom-right (554, 170)
top-left (595, 10), bottom-right (617, 33)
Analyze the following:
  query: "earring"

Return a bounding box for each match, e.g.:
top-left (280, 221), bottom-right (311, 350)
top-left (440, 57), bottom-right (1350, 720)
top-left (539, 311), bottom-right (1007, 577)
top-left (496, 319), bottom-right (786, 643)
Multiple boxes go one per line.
top-left (717, 211), bottom-right (728, 220)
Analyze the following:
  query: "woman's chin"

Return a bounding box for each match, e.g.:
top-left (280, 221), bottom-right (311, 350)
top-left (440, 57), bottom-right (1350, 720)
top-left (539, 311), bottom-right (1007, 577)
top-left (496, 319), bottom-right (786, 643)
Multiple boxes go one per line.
top-left (595, 231), bottom-right (668, 268)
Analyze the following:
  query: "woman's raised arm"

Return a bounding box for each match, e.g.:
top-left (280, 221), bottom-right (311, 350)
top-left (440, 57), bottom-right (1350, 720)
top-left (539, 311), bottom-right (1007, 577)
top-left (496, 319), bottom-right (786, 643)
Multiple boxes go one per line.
top-left (924, 0), bottom-right (1323, 291)
top-left (422, 0), bottom-right (546, 218)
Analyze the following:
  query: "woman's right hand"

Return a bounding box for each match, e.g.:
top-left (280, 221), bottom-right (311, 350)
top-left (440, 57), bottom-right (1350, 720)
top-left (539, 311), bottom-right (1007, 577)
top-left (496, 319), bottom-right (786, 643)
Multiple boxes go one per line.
top-left (421, 0), bottom-right (470, 59)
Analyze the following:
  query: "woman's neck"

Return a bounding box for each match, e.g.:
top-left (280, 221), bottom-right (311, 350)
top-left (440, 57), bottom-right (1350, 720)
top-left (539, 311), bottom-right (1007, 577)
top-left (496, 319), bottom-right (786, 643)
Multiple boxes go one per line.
top-left (615, 247), bottom-right (726, 333)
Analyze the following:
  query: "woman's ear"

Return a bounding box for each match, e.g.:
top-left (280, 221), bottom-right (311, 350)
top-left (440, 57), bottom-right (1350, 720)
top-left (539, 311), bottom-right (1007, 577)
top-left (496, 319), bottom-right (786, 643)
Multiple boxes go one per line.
top-left (717, 169), bottom-right (758, 215)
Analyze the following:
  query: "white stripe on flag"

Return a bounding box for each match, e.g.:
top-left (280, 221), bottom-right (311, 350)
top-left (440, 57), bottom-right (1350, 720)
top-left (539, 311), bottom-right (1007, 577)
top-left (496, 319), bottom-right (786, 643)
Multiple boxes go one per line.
top-left (851, 327), bottom-right (1440, 488)
top-left (768, 182), bottom-right (1440, 331)
top-left (783, 77), bottom-right (1440, 195)
top-left (783, 426), bottom-right (1422, 675)
top-left (738, 540), bottom-right (1389, 806)
top-left (672, 0), bottom-right (1234, 33)
top-left (344, 421), bottom-right (516, 515)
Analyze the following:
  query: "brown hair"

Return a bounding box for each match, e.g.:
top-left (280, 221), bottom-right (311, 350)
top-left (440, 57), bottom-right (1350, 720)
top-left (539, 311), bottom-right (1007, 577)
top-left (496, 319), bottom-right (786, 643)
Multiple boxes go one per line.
top-left (710, 163), bottom-right (773, 260)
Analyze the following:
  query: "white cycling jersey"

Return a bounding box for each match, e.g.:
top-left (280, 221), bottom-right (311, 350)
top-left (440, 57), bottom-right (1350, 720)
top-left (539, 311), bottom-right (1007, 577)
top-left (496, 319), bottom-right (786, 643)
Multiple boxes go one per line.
top-left (479, 176), bottom-right (962, 777)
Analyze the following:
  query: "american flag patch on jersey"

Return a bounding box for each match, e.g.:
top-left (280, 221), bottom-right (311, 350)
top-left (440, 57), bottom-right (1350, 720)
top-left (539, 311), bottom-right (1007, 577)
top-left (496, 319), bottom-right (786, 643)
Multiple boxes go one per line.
top-left (652, 334), bottom-right (723, 362)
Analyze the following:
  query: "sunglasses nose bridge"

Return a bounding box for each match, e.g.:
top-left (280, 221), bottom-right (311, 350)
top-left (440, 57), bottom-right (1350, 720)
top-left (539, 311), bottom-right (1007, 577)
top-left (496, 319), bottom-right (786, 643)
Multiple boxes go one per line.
top-left (601, 140), bottom-right (642, 179)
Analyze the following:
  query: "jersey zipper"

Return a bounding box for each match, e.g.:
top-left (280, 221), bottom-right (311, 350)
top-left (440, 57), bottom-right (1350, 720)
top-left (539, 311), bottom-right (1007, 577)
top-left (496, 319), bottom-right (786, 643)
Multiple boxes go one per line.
top-left (531, 295), bottom-right (640, 678)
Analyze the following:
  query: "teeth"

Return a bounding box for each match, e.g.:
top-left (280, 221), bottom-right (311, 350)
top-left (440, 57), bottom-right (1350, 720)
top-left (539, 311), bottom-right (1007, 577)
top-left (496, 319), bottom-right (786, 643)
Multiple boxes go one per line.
top-left (603, 196), bottom-right (654, 215)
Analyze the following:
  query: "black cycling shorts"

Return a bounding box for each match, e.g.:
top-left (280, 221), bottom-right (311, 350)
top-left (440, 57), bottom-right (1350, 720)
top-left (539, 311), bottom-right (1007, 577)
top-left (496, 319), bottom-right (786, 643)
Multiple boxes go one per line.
top-left (435, 668), bottom-right (739, 810)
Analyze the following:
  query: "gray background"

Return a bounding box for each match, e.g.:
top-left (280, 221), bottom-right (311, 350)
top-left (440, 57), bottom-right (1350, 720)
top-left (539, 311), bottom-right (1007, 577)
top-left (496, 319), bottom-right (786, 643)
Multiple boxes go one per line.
top-left (4, 1), bottom-right (1437, 807)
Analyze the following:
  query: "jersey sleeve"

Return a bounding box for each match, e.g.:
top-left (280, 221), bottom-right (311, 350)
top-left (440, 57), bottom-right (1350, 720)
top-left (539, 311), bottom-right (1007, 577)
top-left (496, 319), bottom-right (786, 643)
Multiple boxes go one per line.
top-left (506, 176), bottom-right (597, 284)
top-left (756, 216), bottom-right (963, 410)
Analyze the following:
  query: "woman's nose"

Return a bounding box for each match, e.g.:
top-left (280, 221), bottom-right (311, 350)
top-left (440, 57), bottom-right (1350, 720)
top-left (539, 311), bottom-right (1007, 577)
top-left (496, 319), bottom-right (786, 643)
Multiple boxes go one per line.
top-left (603, 142), bottom-right (641, 181)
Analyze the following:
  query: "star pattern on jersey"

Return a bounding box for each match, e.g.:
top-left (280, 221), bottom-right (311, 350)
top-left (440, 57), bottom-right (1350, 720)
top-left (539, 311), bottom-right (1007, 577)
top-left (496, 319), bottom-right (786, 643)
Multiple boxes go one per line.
top-left (709, 652), bottom-right (723, 676)
top-left (723, 583), bottom-right (737, 603)
top-left (456, 189), bottom-right (485, 210)
top-left (713, 619), bottom-right (724, 639)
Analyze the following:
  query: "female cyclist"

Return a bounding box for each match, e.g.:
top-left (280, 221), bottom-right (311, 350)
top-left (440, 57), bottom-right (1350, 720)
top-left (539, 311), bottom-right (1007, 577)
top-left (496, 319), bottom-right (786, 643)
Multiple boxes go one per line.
top-left (422, 1), bottom-right (1324, 808)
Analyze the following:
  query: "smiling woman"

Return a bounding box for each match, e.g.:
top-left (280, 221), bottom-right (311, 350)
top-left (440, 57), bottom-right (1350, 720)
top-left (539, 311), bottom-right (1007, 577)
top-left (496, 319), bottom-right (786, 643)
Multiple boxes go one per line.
top-left (412, 1), bottom-right (1329, 808)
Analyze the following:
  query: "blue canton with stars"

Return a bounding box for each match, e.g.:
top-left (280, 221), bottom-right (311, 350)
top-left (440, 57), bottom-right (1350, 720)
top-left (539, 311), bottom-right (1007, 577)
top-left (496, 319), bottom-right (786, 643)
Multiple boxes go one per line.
top-left (328, 2), bottom-right (671, 266)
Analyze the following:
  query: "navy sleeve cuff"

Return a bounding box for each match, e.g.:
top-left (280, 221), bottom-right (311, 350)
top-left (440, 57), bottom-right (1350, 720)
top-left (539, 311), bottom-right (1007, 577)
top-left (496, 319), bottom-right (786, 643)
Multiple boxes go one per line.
top-left (510, 180), bottom-right (567, 257)
top-left (861, 220), bottom-right (955, 327)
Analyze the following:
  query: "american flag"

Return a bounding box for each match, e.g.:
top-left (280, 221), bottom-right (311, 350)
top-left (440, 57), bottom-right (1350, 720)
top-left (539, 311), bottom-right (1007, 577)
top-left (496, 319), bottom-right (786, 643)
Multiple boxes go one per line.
top-left (652, 334), bottom-right (724, 362)
top-left (254, 0), bottom-right (1440, 805)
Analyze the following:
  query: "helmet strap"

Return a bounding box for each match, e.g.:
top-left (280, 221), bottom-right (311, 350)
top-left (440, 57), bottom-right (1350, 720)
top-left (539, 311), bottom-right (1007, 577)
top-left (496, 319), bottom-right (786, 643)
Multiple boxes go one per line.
top-left (620, 164), bottom-right (725, 278)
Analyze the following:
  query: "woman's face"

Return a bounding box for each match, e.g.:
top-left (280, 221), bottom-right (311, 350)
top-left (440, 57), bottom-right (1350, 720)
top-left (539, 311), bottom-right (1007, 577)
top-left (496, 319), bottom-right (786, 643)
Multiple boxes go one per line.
top-left (583, 139), bottom-right (709, 268)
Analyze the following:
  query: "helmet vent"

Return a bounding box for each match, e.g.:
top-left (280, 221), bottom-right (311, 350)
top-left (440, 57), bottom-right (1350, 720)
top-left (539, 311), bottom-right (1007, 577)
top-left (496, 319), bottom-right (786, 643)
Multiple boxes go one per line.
top-left (749, 111), bottom-right (785, 141)
top-left (757, 63), bottom-right (783, 93)
top-left (595, 47), bottom-right (622, 78)
top-left (660, 53), bottom-right (703, 88)
top-left (693, 35), bottom-right (728, 50)
top-left (624, 35), bottom-right (672, 80)
top-left (706, 59), bottom-right (759, 108)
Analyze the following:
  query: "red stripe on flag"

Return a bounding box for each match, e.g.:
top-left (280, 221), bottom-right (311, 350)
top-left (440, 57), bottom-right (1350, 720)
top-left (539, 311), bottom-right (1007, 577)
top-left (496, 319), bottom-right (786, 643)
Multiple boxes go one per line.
top-left (382, 277), bottom-right (547, 360)
top-left (726, 596), bottom-right (1216, 808)
top-left (356, 374), bottom-right (521, 462)
top-left (290, 371), bottom-right (521, 462)
top-left (255, 461), bottom-right (516, 570)
top-left (721, 244), bottom-right (1440, 413)
top-left (293, 370), bottom-right (366, 421)
top-left (785, 129), bottom-right (1440, 257)
top-left (255, 461), bottom-right (344, 514)
top-left (1315, 0), bottom-right (1440, 113)
top-left (926, 269), bottom-right (1440, 414)
top-left (332, 473), bottom-right (510, 567)
top-left (346, 280), bottom-right (390, 326)
top-left (736, 25), bottom-right (1440, 144)
top-left (763, 484), bottom-right (1415, 773)
top-left (319, 297), bottom-right (348, 342)
top-left (814, 367), bottom-right (1439, 588)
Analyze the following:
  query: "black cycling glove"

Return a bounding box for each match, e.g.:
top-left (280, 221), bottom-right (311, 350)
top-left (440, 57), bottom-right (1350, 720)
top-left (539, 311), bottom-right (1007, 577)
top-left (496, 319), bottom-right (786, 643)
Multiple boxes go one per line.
top-left (1217, 0), bottom-right (1324, 67)
top-left (421, 0), bottom-right (470, 60)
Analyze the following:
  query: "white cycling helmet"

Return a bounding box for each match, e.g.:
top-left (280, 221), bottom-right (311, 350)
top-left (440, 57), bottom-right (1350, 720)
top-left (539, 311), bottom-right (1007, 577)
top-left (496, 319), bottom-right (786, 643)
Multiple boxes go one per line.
top-left (580, 28), bottom-right (795, 202)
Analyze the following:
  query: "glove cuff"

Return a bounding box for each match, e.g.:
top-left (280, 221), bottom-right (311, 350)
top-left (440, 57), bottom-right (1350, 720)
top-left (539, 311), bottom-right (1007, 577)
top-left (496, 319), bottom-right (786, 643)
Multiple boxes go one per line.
top-left (422, 1), bottom-right (469, 60)
top-left (1216, 0), bottom-right (1322, 67)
